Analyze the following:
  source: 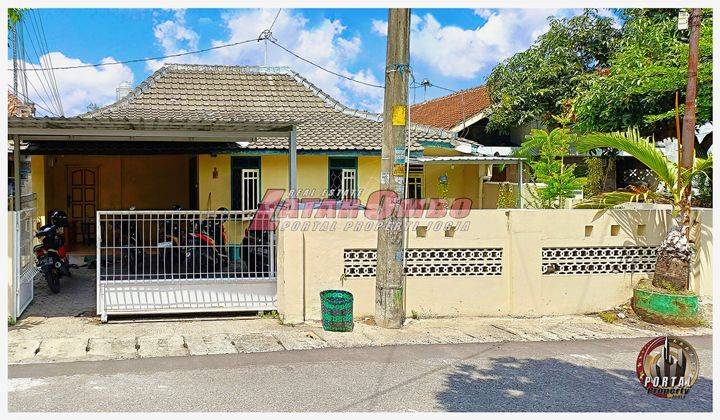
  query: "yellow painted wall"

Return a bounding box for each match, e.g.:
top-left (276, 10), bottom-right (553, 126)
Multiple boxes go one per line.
top-left (198, 154), bottom-right (231, 210)
top-left (424, 163), bottom-right (483, 209)
top-left (196, 153), bottom-right (484, 209)
top-left (42, 155), bottom-right (191, 213)
top-left (357, 156), bottom-right (380, 204)
top-left (30, 156), bottom-right (46, 220)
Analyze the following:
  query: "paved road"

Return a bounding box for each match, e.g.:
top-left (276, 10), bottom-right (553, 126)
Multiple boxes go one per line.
top-left (8, 335), bottom-right (712, 412)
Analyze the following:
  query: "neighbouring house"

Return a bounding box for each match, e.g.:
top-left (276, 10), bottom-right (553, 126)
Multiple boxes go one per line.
top-left (7, 92), bottom-right (34, 210)
top-left (411, 86), bottom-right (541, 207)
top-left (14, 64), bottom-right (525, 248)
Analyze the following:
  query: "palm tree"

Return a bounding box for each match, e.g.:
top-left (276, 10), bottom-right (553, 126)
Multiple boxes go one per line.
top-left (574, 128), bottom-right (712, 291)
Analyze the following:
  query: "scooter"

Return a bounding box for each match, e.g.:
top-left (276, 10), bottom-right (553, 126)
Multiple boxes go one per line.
top-left (34, 210), bottom-right (74, 293)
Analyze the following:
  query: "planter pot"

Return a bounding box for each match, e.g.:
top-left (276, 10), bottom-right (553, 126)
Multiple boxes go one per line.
top-left (631, 288), bottom-right (700, 327)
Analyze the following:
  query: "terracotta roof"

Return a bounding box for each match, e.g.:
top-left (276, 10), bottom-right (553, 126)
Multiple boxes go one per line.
top-left (8, 92), bottom-right (35, 118)
top-left (410, 85), bottom-right (491, 131)
top-left (83, 64), bottom-right (475, 151)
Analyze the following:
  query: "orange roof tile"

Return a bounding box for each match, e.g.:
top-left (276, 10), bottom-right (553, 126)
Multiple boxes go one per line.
top-left (410, 85), bottom-right (491, 131)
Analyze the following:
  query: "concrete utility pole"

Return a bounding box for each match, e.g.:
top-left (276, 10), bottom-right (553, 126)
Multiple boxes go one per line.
top-left (680, 8), bottom-right (701, 236)
top-left (375, 8), bottom-right (410, 329)
top-left (11, 18), bottom-right (22, 211)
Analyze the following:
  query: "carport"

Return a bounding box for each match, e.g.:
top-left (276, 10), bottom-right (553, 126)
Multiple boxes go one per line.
top-left (9, 116), bottom-right (297, 319)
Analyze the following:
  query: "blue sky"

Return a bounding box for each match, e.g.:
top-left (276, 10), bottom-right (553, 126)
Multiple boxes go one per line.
top-left (11, 8), bottom-right (615, 117)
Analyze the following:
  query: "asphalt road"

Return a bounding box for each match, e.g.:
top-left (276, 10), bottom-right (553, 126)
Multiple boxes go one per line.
top-left (8, 335), bottom-right (712, 412)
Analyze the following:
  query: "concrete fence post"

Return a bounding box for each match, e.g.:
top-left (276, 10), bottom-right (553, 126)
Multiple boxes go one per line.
top-left (276, 224), bottom-right (306, 324)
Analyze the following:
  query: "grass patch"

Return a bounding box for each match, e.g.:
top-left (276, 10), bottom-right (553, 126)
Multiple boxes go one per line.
top-left (636, 278), bottom-right (696, 296)
top-left (598, 311), bottom-right (619, 323)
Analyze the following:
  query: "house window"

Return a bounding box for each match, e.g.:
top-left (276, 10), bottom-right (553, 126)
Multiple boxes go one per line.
top-left (407, 164), bottom-right (424, 199)
top-left (328, 157), bottom-right (357, 199)
top-left (231, 157), bottom-right (261, 211)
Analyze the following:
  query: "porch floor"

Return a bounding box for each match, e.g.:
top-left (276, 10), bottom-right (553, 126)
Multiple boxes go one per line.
top-left (21, 268), bottom-right (96, 319)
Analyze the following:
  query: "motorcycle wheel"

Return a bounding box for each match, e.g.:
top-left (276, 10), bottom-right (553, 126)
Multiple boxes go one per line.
top-left (47, 268), bottom-right (61, 293)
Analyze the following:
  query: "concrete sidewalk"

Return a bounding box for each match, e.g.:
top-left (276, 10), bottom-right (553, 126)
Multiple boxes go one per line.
top-left (8, 310), bottom-right (712, 365)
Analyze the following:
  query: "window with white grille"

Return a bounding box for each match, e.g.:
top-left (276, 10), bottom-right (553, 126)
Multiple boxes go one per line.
top-left (541, 246), bottom-right (657, 275)
top-left (231, 157), bottom-right (261, 211)
top-left (341, 168), bottom-right (357, 199)
top-left (407, 164), bottom-right (423, 199)
top-left (329, 157), bottom-right (357, 200)
top-left (344, 248), bottom-right (503, 278)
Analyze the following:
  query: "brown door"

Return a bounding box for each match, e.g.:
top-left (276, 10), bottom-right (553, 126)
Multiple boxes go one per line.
top-left (67, 167), bottom-right (97, 245)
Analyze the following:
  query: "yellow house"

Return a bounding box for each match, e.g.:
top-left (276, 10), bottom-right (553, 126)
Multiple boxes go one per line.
top-left (14, 64), bottom-right (521, 247)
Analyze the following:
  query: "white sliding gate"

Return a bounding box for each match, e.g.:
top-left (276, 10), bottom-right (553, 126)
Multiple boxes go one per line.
top-left (96, 210), bottom-right (276, 317)
top-left (12, 208), bottom-right (38, 319)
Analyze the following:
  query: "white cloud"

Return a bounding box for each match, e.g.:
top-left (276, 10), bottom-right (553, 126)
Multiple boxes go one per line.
top-left (371, 19), bottom-right (387, 36)
top-left (146, 9), bottom-right (384, 112)
top-left (412, 9), bottom-right (585, 79)
top-left (153, 10), bottom-right (199, 52)
top-left (13, 52), bottom-right (134, 116)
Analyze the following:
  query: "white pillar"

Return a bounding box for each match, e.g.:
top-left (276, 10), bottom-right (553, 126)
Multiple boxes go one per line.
top-left (288, 127), bottom-right (298, 197)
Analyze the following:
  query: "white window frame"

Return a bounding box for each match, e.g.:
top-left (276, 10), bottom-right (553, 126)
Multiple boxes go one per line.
top-left (341, 168), bottom-right (357, 199)
top-left (240, 168), bottom-right (260, 211)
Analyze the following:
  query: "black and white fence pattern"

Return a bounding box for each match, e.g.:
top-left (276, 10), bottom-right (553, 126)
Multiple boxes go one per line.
top-left (344, 248), bottom-right (504, 278)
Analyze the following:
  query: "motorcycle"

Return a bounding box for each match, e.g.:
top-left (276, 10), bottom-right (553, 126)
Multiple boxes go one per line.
top-left (33, 210), bottom-right (74, 293)
top-left (160, 206), bottom-right (245, 276)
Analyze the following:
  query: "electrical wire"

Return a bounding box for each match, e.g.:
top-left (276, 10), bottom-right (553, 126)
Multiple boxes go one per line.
top-left (19, 13), bottom-right (62, 116)
top-left (268, 39), bottom-right (384, 89)
top-left (8, 84), bottom-right (61, 117)
top-left (33, 9), bottom-right (64, 115)
top-left (12, 37), bottom-right (260, 71)
top-left (268, 8), bottom-right (282, 32)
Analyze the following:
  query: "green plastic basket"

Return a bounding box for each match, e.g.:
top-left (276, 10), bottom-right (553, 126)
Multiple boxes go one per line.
top-left (320, 290), bottom-right (354, 332)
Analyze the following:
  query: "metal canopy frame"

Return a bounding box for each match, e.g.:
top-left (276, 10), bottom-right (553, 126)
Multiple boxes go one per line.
top-left (8, 117), bottom-right (299, 204)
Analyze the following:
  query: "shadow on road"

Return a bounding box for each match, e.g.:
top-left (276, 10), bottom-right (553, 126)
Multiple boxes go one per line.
top-left (436, 357), bottom-right (712, 412)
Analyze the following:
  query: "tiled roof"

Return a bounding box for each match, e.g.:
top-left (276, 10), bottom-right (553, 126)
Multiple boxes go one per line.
top-left (84, 64), bottom-right (474, 151)
top-left (410, 85), bottom-right (491, 131)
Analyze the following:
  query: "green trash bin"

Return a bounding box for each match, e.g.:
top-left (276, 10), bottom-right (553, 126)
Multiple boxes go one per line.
top-left (320, 290), bottom-right (354, 332)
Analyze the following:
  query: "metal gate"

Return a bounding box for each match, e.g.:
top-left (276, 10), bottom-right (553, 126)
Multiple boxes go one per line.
top-left (12, 208), bottom-right (37, 319)
top-left (96, 210), bottom-right (276, 316)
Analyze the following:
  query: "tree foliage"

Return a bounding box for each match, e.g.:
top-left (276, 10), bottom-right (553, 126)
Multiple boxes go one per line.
top-left (573, 9), bottom-right (713, 133)
top-left (8, 8), bottom-right (25, 28)
top-left (514, 128), bottom-right (586, 209)
top-left (574, 128), bottom-right (712, 211)
top-left (485, 10), bottom-right (621, 133)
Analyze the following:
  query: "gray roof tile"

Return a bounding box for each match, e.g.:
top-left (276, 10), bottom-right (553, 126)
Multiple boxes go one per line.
top-left (83, 64), bottom-right (475, 151)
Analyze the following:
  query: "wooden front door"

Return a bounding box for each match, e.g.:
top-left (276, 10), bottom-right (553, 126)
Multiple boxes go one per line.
top-left (67, 167), bottom-right (97, 245)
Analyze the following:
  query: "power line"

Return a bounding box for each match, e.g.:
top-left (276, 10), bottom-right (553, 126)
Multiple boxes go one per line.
top-left (23, 10), bottom-right (63, 115)
top-left (268, 38), bottom-right (384, 89)
top-left (268, 8), bottom-right (282, 32)
top-left (12, 37), bottom-right (260, 72)
top-left (34, 9), bottom-right (64, 115)
top-left (8, 84), bottom-right (61, 117)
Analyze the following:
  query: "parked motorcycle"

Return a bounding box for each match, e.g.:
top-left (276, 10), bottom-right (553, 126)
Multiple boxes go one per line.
top-left (160, 206), bottom-right (245, 276)
top-left (33, 210), bottom-right (74, 293)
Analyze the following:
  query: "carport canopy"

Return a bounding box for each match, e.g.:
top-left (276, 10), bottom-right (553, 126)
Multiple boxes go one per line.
top-left (8, 117), bottom-right (299, 209)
